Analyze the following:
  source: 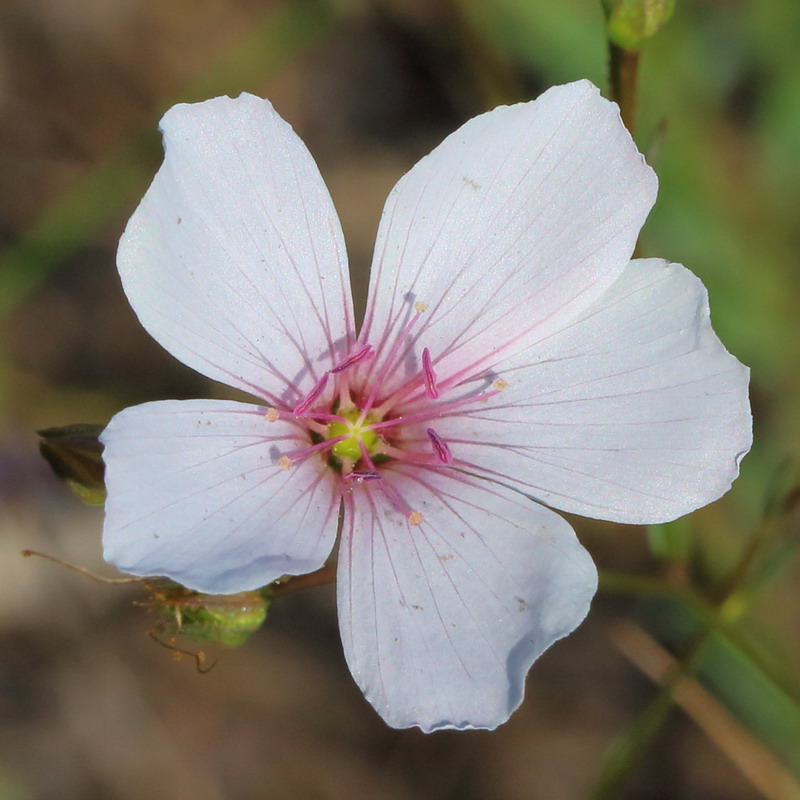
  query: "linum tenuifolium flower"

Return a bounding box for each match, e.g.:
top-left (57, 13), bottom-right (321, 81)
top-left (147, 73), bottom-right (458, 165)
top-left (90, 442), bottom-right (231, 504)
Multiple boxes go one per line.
top-left (102, 80), bottom-right (751, 731)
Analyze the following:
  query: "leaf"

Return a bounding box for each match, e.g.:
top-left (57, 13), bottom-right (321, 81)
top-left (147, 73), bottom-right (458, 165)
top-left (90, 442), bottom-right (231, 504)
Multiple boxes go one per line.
top-left (38, 423), bottom-right (106, 505)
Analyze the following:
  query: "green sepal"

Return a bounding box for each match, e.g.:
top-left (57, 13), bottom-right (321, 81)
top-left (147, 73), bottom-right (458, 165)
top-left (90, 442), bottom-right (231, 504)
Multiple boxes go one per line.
top-left (38, 423), bottom-right (106, 505)
top-left (605, 0), bottom-right (675, 50)
top-left (149, 583), bottom-right (271, 648)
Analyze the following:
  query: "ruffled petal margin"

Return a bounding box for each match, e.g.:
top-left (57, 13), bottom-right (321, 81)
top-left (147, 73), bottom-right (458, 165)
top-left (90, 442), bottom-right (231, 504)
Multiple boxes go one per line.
top-left (337, 465), bottom-right (597, 731)
top-left (439, 259), bottom-right (752, 524)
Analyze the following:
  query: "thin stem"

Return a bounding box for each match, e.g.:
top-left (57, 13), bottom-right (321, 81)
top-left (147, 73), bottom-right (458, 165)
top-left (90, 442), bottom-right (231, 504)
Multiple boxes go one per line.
top-left (608, 43), bottom-right (641, 137)
top-left (599, 570), bottom-right (800, 707)
top-left (589, 518), bottom-right (789, 800)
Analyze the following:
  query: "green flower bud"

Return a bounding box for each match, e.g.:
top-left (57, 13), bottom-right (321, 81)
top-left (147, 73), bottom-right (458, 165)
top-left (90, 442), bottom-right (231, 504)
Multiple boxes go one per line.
top-left (148, 583), bottom-right (271, 648)
top-left (38, 423), bottom-right (106, 504)
top-left (605, 0), bottom-right (675, 50)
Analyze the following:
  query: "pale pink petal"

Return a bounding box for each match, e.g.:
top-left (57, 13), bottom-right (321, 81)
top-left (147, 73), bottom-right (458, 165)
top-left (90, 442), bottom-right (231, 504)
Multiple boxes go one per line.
top-left (337, 465), bottom-right (596, 731)
top-left (359, 80), bottom-right (656, 393)
top-left (117, 95), bottom-right (354, 405)
top-left (101, 400), bottom-right (340, 593)
top-left (438, 259), bottom-right (752, 524)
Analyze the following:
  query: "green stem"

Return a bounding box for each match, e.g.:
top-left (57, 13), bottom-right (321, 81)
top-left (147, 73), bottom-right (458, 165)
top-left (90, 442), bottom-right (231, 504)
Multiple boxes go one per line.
top-left (589, 521), bottom-right (787, 800)
top-left (599, 570), bottom-right (800, 706)
top-left (591, 634), bottom-right (712, 800)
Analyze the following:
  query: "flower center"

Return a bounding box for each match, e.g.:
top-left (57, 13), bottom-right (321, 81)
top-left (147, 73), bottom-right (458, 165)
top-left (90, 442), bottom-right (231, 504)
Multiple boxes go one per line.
top-left (326, 409), bottom-right (379, 461)
top-left (267, 304), bottom-right (509, 525)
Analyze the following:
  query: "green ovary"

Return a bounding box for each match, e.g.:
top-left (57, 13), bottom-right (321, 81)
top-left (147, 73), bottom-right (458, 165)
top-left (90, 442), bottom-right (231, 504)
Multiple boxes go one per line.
top-left (327, 409), bottom-right (379, 461)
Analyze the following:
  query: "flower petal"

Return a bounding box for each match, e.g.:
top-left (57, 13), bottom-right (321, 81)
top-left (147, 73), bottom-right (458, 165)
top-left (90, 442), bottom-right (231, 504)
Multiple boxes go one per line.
top-left (337, 466), bottom-right (596, 731)
top-left (101, 400), bottom-right (340, 593)
top-left (438, 259), bottom-right (752, 524)
top-left (118, 95), bottom-right (355, 404)
top-left (359, 80), bottom-right (656, 391)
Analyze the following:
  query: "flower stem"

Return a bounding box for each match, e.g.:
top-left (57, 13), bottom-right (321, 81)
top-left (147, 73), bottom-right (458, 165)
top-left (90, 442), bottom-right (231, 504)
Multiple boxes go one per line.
top-left (608, 43), bottom-right (641, 138)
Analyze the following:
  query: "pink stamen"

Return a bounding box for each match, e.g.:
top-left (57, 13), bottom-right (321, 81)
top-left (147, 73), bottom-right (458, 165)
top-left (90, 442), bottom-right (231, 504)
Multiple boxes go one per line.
top-left (330, 344), bottom-right (374, 374)
top-left (422, 348), bottom-right (438, 399)
top-left (359, 309), bottom-right (425, 417)
top-left (304, 420), bottom-right (329, 436)
top-left (426, 427), bottom-right (453, 466)
top-left (343, 470), bottom-right (383, 483)
top-left (293, 373), bottom-right (329, 417)
top-left (358, 439), bottom-right (378, 472)
top-left (296, 411), bottom-right (349, 423)
top-left (366, 387), bottom-right (504, 434)
top-left (354, 440), bottom-right (422, 523)
top-left (282, 435), bottom-right (347, 462)
top-left (377, 475), bottom-right (419, 522)
top-left (371, 344), bottom-right (441, 418)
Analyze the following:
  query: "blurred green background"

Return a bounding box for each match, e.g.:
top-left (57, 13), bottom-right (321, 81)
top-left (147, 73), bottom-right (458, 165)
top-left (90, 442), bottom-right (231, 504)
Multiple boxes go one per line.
top-left (1, 1), bottom-right (799, 798)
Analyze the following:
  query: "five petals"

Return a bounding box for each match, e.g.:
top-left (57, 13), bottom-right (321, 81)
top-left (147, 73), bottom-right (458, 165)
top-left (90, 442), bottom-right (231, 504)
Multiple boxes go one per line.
top-left (100, 82), bottom-right (751, 732)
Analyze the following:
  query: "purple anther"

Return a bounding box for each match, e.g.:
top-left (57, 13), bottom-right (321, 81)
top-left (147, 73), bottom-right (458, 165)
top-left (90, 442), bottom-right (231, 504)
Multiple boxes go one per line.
top-left (343, 470), bottom-right (383, 483)
top-left (330, 344), bottom-right (375, 374)
top-left (293, 373), bottom-right (329, 417)
top-left (426, 427), bottom-right (453, 466)
top-left (422, 347), bottom-right (439, 399)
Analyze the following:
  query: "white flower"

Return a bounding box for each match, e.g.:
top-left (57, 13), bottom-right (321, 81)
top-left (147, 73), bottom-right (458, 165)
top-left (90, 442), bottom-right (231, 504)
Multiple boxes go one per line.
top-left (101, 80), bottom-right (751, 731)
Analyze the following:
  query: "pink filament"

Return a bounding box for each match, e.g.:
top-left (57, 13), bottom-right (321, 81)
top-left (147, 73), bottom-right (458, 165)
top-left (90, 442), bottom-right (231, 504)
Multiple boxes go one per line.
top-left (366, 386), bottom-right (503, 434)
top-left (426, 427), bottom-right (453, 466)
top-left (293, 373), bottom-right (329, 417)
top-left (359, 309), bottom-right (425, 417)
top-left (421, 348), bottom-right (439, 399)
top-left (343, 470), bottom-right (383, 483)
top-left (330, 344), bottom-right (374, 374)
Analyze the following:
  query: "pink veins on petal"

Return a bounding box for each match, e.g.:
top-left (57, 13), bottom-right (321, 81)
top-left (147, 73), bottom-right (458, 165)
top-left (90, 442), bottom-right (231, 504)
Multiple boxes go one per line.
top-left (275, 317), bottom-right (501, 523)
top-left (101, 82), bottom-right (751, 734)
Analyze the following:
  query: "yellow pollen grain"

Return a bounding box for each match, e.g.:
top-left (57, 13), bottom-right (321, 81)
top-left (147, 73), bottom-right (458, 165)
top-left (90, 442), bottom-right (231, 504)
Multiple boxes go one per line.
top-left (265, 407), bottom-right (280, 422)
top-left (414, 301), bottom-right (428, 313)
top-left (408, 510), bottom-right (424, 526)
top-left (278, 456), bottom-right (293, 471)
top-left (493, 379), bottom-right (508, 391)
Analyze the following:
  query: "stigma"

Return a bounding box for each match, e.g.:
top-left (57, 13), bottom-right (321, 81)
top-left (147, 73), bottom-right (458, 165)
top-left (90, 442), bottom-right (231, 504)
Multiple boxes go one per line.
top-left (272, 301), bottom-right (508, 525)
top-left (326, 409), bottom-right (380, 461)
